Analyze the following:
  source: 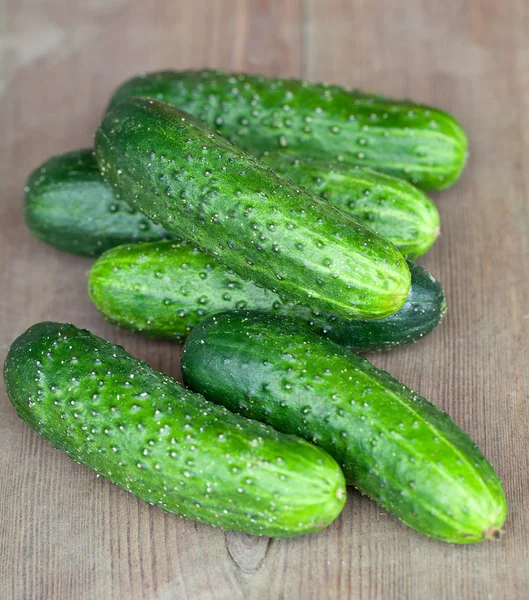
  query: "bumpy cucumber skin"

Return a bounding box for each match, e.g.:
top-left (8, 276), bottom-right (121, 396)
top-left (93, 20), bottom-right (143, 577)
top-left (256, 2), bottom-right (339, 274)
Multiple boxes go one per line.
top-left (108, 70), bottom-right (468, 190)
top-left (315, 260), bottom-right (446, 350)
top-left (261, 153), bottom-right (440, 259)
top-left (3, 322), bottom-right (346, 538)
top-left (95, 98), bottom-right (411, 320)
top-left (25, 148), bottom-right (438, 259)
top-left (181, 312), bottom-right (507, 544)
top-left (24, 150), bottom-right (176, 256)
top-left (89, 240), bottom-right (445, 351)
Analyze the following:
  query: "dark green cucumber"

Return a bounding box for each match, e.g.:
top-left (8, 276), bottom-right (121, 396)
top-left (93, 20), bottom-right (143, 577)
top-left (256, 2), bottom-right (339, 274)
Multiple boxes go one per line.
top-left (96, 98), bottom-right (411, 320)
top-left (181, 312), bottom-right (507, 543)
top-left (89, 240), bottom-right (446, 351)
top-left (24, 149), bottom-right (177, 256)
top-left (25, 148), bottom-right (439, 259)
top-left (108, 70), bottom-right (468, 190)
top-left (3, 322), bottom-right (346, 538)
top-left (261, 153), bottom-right (440, 259)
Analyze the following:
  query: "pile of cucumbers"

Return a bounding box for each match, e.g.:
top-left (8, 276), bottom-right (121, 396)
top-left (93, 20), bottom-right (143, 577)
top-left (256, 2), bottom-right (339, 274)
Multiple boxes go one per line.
top-left (5, 70), bottom-right (506, 543)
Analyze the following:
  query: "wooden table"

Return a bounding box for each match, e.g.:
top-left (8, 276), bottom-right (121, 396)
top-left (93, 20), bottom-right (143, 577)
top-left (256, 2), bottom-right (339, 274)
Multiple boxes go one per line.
top-left (1, 1), bottom-right (528, 598)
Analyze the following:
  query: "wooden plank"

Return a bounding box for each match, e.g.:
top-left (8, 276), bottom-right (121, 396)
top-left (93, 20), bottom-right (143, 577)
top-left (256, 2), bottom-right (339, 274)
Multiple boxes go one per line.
top-left (0, 1), bottom-right (303, 599)
top-left (306, 0), bottom-right (529, 598)
top-left (0, 0), bottom-right (528, 598)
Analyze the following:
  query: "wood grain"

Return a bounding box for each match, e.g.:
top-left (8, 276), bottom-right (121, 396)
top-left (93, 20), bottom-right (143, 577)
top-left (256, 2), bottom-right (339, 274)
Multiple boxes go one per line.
top-left (0, 0), bottom-right (528, 598)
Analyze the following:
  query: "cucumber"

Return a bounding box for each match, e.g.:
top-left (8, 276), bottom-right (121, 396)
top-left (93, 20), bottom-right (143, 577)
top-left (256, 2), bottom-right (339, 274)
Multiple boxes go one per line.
top-left (95, 98), bottom-right (411, 320)
top-left (24, 149), bottom-right (176, 256)
top-left (88, 240), bottom-right (446, 351)
top-left (108, 70), bottom-right (468, 190)
top-left (261, 153), bottom-right (440, 259)
top-left (25, 148), bottom-right (439, 259)
top-left (3, 322), bottom-right (346, 538)
top-left (181, 312), bottom-right (507, 543)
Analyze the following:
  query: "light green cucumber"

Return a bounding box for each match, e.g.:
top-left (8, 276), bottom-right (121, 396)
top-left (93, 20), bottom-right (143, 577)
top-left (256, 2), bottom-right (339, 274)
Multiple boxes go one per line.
top-left (181, 311), bottom-right (507, 544)
top-left (3, 322), bottom-right (346, 538)
top-left (261, 153), bottom-right (440, 259)
top-left (95, 98), bottom-right (411, 320)
top-left (24, 149), bottom-right (438, 259)
top-left (108, 69), bottom-right (468, 190)
top-left (88, 240), bottom-right (446, 351)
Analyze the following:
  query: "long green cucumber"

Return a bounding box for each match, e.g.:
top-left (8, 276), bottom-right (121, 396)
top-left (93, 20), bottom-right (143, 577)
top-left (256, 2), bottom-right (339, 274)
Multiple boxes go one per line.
top-left (108, 70), bottom-right (468, 190)
top-left (261, 153), bottom-right (440, 259)
top-left (181, 312), bottom-right (507, 543)
top-left (95, 98), bottom-right (411, 320)
top-left (3, 322), bottom-right (346, 538)
top-left (25, 149), bottom-right (439, 259)
top-left (88, 240), bottom-right (446, 351)
top-left (24, 149), bottom-right (177, 256)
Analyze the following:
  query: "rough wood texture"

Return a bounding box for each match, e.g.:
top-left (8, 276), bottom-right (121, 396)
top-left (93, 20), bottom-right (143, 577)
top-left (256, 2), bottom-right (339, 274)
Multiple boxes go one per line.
top-left (1, 0), bottom-right (528, 598)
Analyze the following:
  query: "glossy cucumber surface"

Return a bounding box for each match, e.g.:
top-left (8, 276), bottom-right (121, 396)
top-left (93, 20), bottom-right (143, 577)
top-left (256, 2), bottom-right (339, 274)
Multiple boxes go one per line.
top-left (89, 240), bottom-right (445, 351)
top-left (3, 322), bottom-right (346, 538)
top-left (95, 98), bottom-right (411, 320)
top-left (108, 70), bottom-right (468, 190)
top-left (181, 312), bottom-right (507, 544)
top-left (261, 153), bottom-right (440, 259)
top-left (25, 149), bottom-right (438, 259)
top-left (24, 149), bottom-right (176, 256)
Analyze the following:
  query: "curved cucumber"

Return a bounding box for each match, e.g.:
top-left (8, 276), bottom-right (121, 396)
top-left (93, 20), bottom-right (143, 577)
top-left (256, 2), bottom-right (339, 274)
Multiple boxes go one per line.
top-left (25, 148), bottom-right (438, 259)
top-left (108, 70), bottom-right (468, 190)
top-left (24, 149), bottom-right (176, 256)
top-left (89, 240), bottom-right (446, 351)
top-left (181, 312), bottom-right (507, 544)
top-left (96, 98), bottom-right (411, 320)
top-left (261, 153), bottom-right (440, 259)
top-left (3, 322), bottom-right (346, 538)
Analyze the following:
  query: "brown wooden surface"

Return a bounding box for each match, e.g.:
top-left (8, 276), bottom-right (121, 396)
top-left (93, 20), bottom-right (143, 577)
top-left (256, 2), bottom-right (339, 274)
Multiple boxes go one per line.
top-left (1, 1), bottom-right (528, 598)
